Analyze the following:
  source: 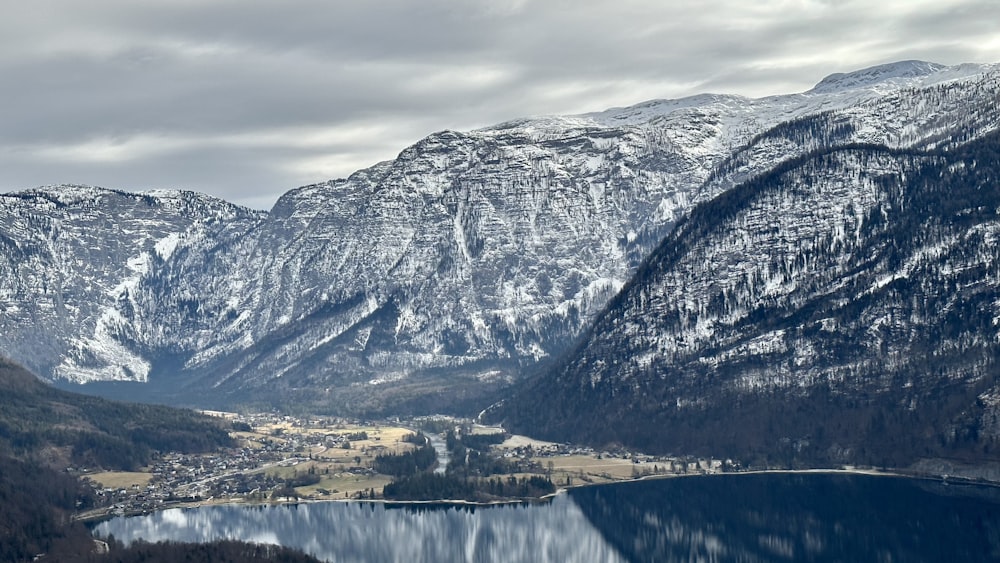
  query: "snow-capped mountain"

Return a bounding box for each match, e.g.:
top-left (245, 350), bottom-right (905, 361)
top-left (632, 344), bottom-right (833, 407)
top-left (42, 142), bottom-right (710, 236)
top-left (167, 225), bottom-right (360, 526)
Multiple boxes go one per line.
top-left (1, 61), bottom-right (998, 415)
top-left (494, 100), bottom-right (1000, 467)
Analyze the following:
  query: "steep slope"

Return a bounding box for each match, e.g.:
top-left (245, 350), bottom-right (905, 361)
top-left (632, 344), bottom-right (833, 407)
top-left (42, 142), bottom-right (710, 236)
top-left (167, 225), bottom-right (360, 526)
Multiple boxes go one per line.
top-left (0, 455), bottom-right (98, 562)
top-left (1, 61), bottom-right (998, 415)
top-left (0, 187), bottom-right (264, 382)
top-left (495, 129), bottom-right (1000, 468)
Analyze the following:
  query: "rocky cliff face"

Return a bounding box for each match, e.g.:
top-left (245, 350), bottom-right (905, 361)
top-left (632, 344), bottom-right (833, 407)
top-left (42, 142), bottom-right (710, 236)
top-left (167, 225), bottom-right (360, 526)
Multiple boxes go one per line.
top-left (0, 187), bottom-right (263, 383)
top-left (495, 124), bottom-right (1000, 467)
top-left (2, 61), bottom-right (998, 416)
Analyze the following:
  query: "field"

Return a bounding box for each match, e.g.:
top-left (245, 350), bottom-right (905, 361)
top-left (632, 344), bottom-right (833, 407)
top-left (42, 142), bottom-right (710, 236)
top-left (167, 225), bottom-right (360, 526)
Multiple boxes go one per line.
top-left (82, 415), bottom-right (679, 507)
top-left (543, 455), bottom-right (661, 482)
top-left (498, 434), bottom-right (558, 449)
top-left (296, 473), bottom-right (394, 499)
top-left (240, 423), bottom-right (415, 456)
top-left (492, 434), bottom-right (683, 486)
top-left (239, 421), bottom-right (418, 498)
top-left (87, 471), bottom-right (154, 490)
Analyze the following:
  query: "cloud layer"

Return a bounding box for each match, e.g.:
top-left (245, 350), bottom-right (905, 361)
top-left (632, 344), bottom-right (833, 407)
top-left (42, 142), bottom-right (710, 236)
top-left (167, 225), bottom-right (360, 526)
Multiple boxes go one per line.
top-left (2, 0), bottom-right (998, 209)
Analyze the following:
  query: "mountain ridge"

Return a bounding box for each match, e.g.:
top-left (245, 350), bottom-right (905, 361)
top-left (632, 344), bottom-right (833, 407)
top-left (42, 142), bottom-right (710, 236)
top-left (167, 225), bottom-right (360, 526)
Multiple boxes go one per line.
top-left (809, 60), bottom-right (946, 93)
top-left (1, 61), bottom-right (998, 416)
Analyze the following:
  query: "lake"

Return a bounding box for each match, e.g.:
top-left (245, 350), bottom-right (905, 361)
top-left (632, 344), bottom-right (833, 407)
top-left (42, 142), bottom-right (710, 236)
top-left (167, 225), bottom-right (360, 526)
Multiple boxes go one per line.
top-left (94, 472), bottom-right (1000, 562)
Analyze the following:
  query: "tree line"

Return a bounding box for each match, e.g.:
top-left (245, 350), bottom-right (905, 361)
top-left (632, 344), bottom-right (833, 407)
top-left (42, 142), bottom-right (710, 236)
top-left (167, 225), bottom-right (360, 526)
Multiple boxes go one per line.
top-left (382, 473), bottom-right (554, 502)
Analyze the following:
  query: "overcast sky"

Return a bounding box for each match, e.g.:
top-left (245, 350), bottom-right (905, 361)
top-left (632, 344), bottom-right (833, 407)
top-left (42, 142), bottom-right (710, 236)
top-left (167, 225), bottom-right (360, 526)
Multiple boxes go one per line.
top-left (1, 0), bottom-right (997, 210)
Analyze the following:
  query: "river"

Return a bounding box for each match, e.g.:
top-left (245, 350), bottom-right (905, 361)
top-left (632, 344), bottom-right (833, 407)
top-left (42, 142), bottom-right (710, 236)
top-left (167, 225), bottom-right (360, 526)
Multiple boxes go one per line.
top-left (427, 432), bottom-right (449, 474)
top-left (94, 472), bottom-right (1000, 562)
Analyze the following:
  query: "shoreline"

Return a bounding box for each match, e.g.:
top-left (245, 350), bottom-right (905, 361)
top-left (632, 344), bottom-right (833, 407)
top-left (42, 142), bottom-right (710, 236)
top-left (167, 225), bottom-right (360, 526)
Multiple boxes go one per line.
top-left (78, 464), bottom-right (993, 524)
top-left (76, 494), bottom-right (545, 524)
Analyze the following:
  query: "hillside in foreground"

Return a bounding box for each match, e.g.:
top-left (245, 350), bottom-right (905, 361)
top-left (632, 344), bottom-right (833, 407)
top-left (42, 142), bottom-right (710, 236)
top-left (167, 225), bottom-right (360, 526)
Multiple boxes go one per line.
top-left (0, 359), bottom-right (325, 562)
top-left (0, 357), bottom-right (233, 470)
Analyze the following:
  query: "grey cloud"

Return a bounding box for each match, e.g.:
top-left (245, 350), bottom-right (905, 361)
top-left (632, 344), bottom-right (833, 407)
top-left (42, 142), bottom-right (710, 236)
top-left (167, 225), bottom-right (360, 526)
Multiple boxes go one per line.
top-left (1, 0), bottom-right (997, 209)
top-left (1, 138), bottom-right (314, 210)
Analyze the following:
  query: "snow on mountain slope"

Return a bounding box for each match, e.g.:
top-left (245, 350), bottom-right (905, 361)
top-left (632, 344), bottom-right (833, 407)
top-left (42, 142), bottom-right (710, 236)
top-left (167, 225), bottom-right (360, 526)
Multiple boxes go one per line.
top-left (0, 187), bottom-right (264, 382)
top-left (1, 61), bottom-right (998, 414)
top-left (809, 60), bottom-right (946, 94)
top-left (495, 128), bottom-right (1000, 467)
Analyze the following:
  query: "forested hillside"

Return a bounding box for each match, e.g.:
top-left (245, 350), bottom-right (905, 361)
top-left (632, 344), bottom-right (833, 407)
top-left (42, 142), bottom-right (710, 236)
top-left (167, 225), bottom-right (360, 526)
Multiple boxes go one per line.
top-left (0, 358), bottom-right (233, 470)
top-left (0, 453), bottom-right (322, 562)
top-left (0, 359), bottom-right (325, 561)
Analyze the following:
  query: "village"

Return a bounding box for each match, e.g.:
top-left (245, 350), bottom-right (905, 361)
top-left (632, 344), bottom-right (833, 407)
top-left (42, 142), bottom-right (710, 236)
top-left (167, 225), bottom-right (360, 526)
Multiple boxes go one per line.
top-left (75, 411), bottom-right (735, 519)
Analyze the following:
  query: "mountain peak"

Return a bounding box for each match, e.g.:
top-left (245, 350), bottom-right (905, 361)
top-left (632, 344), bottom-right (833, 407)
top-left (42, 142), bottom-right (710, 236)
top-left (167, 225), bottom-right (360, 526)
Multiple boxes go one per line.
top-left (809, 60), bottom-right (945, 93)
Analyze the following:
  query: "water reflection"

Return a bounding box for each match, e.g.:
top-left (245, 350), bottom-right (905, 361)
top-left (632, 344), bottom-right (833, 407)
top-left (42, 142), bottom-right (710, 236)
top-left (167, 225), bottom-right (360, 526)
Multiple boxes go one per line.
top-left (570, 473), bottom-right (1000, 562)
top-left (95, 495), bottom-right (625, 562)
top-left (96, 473), bottom-right (1000, 562)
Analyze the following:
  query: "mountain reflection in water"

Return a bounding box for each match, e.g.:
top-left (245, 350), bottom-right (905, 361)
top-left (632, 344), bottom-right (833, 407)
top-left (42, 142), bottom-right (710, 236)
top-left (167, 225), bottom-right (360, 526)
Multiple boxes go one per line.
top-left (95, 495), bottom-right (624, 562)
top-left (572, 472), bottom-right (1000, 562)
top-left (95, 473), bottom-right (1000, 562)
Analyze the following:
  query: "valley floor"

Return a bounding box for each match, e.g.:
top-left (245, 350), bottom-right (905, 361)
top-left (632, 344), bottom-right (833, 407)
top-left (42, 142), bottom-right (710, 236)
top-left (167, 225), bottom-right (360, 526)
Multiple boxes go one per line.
top-left (74, 411), bottom-right (988, 523)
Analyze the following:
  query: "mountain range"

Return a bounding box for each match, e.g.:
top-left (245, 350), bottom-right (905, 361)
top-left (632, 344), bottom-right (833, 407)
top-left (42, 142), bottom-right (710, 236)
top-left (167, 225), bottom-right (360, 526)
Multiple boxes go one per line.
top-left (2, 60), bottom-right (999, 439)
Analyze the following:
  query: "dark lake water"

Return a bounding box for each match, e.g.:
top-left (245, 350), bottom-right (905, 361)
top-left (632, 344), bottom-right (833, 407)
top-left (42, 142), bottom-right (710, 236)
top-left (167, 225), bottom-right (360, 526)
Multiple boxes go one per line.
top-left (94, 472), bottom-right (1000, 562)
